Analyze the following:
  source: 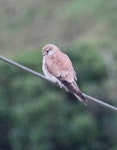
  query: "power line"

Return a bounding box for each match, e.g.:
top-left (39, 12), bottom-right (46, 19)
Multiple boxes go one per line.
top-left (0, 55), bottom-right (117, 111)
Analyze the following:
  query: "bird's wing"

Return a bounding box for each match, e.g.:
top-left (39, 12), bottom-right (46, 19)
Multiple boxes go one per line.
top-left (46, 52), bottom-right (76, 82)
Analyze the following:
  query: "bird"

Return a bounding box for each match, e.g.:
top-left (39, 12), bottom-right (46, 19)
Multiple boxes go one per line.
top-left (42, 44), bottom-right (88, 105)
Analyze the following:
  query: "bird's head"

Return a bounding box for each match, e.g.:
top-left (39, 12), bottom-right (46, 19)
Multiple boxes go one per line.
top-left (42, 44), bottom-right (59, 56)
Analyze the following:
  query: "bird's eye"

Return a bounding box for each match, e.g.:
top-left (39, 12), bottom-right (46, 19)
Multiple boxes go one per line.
top-left (47, 49), bottom-right (52, 54)
top-left (46, 49), bottom-right (53, 55)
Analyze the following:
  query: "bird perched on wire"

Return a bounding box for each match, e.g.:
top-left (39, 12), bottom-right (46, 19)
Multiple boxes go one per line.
top-left (42, 44), bottom-right (88, 105)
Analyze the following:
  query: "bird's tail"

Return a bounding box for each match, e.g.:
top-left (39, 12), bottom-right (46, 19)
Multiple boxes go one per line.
top-left (62, 81), bottom-right (88, 106)
top-left (73, 92), bottom-right (87, 106)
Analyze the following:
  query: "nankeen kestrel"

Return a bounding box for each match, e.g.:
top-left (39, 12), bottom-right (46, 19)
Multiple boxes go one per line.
top-left (42, 44), bottom-right (88, 105)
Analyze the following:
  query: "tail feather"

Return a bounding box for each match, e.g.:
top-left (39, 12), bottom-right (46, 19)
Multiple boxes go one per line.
top-left (73, 93), bottom-right (88, 106)
top-left (61, 80), bottom-right (88, 106)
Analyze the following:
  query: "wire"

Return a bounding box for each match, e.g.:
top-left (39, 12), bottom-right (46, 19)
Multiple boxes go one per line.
top-left (0, 55), bottom-right (117, 111)
top-left (83, 93), bottom-right (117, 111)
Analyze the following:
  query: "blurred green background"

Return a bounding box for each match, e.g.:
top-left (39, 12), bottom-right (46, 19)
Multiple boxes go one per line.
top-left (0, 0), bottom-right (117, 150)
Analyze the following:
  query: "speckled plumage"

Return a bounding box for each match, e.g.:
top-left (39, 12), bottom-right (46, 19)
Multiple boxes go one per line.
top-left (42, 44), bottom-right (88, 105)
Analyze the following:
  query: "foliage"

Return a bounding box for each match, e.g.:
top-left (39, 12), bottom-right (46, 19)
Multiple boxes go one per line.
top-left (0, 0), bottom-right (117, 149)
top-left (0, 47), bottom-right (117, 150)
top-left (0, 0), bottom-right (117, 51)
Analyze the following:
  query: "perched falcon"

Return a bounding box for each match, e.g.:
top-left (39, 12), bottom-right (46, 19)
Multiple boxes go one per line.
top-left (42, 44), bottom-right (88, 105)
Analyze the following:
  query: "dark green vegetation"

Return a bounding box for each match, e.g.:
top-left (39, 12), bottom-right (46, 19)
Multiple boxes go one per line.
top-left (0, 0), bottom-right (117, 150)
top-left (0, 46), bottom-right (117, 150)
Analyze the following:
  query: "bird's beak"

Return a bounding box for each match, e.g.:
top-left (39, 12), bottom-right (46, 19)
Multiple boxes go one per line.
top-left (43, 52), bottom-right (47, 56)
